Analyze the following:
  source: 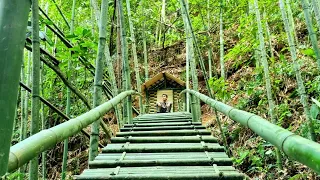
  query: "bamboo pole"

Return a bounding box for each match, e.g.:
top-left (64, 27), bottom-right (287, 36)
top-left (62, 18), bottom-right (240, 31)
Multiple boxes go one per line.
top-left (311, 0), bottom-right (320, 32)
top-left (207, 0), bottom-right (213, 79)
top-left (179, 0), bottom-right (229, 155)
top-left (41, 4), bottom-right (49, 179)
top-left (219, 0), bottom-right (226, 79)
top-left (263, 11), bottom-right (274, 60)
top-left (300, 0), bottom-right (320, 70)
top-left (126, 0), bottom-right (142, 114)
top-left (181, 89), bottom-right (320, 174)
top-left (89, 0), bottom-right (109, 162)
top-left (117, 0), bottom-right (133, 124)
top-left (29, 0), bottom-right (41, 178)
top-left (50, 0), bottom-right (70, 29)
top-left (180, 0), bottom-right (200, 119)
top-left (7, 91), bottom-right (136, 173)
top-left (143, 24), bottom-right (149, 81)
top-left (285, 0), bottom-right (299, 44)
top-left (19, 52), bottom-right (32, 178)
top-left (18, 56), bottom-right (26, 180)
top-left (279, 0), bottom-right (316, 141)
top-left (91, 0), bottom-right (101, 27)
top-left (0, 4), bottom-right (29, 162)
top-left (254, 0), bottom-right (282, 169)
top-left (62, 0), bottom-right (76, 179)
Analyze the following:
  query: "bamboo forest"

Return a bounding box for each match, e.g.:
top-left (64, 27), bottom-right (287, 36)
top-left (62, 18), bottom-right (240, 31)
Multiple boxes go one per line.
top-left (2, 0), bottom-right (320, 179)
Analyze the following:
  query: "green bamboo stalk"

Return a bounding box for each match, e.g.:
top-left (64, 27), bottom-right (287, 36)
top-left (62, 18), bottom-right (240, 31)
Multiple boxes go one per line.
top-left (50, 0), bottom-right (70, 29)
top-left (19, 52), bottom-right (32, 178)
top-left (254, 0), bottom-right (282, 169)
top-left (104, 16), bottom-right (121, 128)
top-left (0, 1), bottom-right (30, 176)
top-left (300, 0), bottom-right (320, 70)
top-left (62, 0), bottom-right (76, 179)
top-left (105, 50), bottom-right (121, 127)
top-left (219, 0), bottom-right (225, 79)
top-left (182, 2), bottom-right (190, 113)
top-left (279, 0), bottom-right (316, 141)
top-left (90, 0), bottom-right (95, 35)
top-left (18, 57), bottom-right (26, 180)
top-left (181, 89), bottom-right (320, 174)
top-left (89, 0), bottom-right (109, 161)
top-left (180, 0), bottom-right (200, 119)
top-left (158, 0), bottom-right (166, 46)
top-left (263, 11), bottom-right (274, 60)
top-left (91, 0), bottom-right (101, 27)
top-left (7, 90), bottom-right (136, 173)
top-left (29, 0), bottom-right (41, 178)
top-left (285, 0), bottom-right (299, 44)
top-left (311, 0), bottom-right (320, 31)
top-left (42, 4), bottom-right (49, 180)
top-left (126, 0), bottom-right (142, 114)
top-left (143, 23), bottom-right (149, 82)
top-left (117, 0), bottom-right (133, 124)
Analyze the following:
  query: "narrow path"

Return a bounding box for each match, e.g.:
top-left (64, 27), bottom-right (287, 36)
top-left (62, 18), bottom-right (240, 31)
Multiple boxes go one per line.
top-left (75, 112), bottom-right (244, 179)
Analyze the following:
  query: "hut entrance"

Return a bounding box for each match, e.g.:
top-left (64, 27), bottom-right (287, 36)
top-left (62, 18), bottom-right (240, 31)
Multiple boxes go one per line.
top-left (141, 72), bottom-right (186, 114)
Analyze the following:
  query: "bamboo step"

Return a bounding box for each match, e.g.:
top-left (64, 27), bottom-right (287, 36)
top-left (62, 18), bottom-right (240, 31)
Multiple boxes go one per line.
top-left (90, 152), bottom-right (232, 168)
top-left (116, 129), bottom-right (211, 137)
top-left (102, 142), bottom-right (225, 153)
top-left (75, 166), bottom-right (244, 180)
top-left (133, 119), bottom-right (191, 124)
top-left (124, 121), bottom-right (201, 127)
top-left (111, 136), bottom-right (218, 143)
top-left (76, 112), bottom-right (244, 179)
top-left (120, 125), bottom-right (205, 132)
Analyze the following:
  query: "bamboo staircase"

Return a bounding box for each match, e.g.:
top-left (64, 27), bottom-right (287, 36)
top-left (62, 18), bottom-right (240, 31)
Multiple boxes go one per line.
top-left (75, 112), bottom-right (245, 179)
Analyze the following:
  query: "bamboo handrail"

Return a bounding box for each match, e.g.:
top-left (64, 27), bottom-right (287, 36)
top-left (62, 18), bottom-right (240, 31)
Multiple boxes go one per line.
top-left (7, 90), bottom-right (136, 173)
top-left (181, 89), bottom-right (320, 174)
